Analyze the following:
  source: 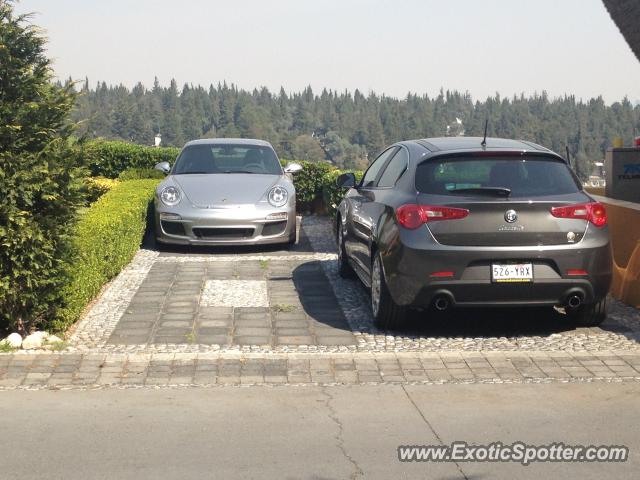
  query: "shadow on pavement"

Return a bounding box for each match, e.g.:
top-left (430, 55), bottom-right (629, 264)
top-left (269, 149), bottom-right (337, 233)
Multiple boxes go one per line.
top-left (351, 279), bottom-right (635, 340)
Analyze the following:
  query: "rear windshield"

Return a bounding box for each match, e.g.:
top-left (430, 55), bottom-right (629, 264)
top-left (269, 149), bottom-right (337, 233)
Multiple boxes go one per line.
top-left (415, 156), bottom-right (581, 197)
top-left (174, 144), bottom-right (282, 175)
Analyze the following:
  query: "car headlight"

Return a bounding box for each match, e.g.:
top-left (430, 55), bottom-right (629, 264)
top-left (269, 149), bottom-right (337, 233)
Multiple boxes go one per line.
top-left (268, 186), bottom-right (288, 207)
top-left (160, 186), bottom-right (181, 206)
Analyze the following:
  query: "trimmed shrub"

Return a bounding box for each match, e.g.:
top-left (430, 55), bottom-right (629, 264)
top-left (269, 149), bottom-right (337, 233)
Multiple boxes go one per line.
top-left (84, 140), bottom-right (180, 178)
top-left (285, 160), bottom-right (335, 210)
top-left (321, 169), bottom-right (364, 216)
top-left (52, 179), bottom-right (159, 332)
top-left (84, 177), bottom-right (119, 203)
top-left (118, 167), bottom-right (166, 181)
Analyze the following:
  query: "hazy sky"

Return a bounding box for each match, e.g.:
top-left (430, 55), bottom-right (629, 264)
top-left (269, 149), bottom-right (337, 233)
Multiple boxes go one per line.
top-left (15, 0), bottom-right (640, 103)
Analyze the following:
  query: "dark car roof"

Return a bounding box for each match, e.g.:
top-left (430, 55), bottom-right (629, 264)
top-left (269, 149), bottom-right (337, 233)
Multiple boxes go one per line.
top-left (184, 138), bottom-right (273, 148)
top-left (410, 136), bottom-right (552, 153)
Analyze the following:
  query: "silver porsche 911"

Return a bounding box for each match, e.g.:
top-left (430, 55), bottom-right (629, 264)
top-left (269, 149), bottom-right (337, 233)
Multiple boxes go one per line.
top-left (153, 138), bottom-right (302, 246)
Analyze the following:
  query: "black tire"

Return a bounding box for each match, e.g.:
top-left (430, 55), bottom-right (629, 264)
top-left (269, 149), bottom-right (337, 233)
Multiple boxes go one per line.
top-left (153, 236), bottom-right (166, 252)
top-left (371, 252), bottom-right (407, 330)
top-left (287, 231), bottom-right (297, 247)
top-left (337, 220), bottom-right (355, 278)
top-left (567, 297), bottom-right (607, 327)
top-left (286, 217), bottom-right (298, 248)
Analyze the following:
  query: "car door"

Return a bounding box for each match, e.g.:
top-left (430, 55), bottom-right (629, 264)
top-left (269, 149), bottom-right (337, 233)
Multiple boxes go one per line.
top-left (356, 146), bottom-right (410, 273)
top-left (346, 146), bottom-right (400, 273)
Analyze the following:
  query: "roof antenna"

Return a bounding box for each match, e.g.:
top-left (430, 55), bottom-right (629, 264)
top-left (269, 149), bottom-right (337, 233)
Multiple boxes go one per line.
top-left (481, 119), bottom-right (488, 147)
top-left (565, 146), bottom-right (572, 167)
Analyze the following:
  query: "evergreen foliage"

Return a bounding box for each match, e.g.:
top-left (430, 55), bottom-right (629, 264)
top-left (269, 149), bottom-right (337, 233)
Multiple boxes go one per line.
top-left (73, 81), bottom-right (640, 179)
top-left (0, 1), bottom-right (85, 332)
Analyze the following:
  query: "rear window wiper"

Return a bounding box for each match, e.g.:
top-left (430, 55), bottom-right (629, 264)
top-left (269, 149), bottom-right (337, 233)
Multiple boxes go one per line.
top-left (448, 187), bottom-right (512, 197)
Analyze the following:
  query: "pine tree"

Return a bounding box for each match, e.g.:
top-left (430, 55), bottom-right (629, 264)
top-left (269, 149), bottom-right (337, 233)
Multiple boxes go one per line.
top-left (66, 74), bottom-right (640, 180)
top-left (0, 0), bottom-right (86, 331)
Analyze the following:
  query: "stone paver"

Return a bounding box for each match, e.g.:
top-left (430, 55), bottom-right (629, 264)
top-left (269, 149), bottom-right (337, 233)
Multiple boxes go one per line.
top-left (0, 351), bottom-right (639, 390)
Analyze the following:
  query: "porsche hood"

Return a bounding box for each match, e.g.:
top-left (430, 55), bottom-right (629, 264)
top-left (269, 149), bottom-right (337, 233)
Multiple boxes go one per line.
top-left (168, 173), bottom-right (288, 208)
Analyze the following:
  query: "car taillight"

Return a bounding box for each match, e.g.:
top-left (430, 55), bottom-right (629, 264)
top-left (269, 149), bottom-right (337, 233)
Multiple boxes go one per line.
top-left (396, 204), bottom-right (469, 229)
top-left (550, 202), bottom-right (607, 227)
top-left (567, 269), bottom-right (588, 276)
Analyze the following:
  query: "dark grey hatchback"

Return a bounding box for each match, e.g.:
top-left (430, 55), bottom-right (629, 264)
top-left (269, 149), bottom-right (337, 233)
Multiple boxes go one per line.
top-left (336, 137), bottom-right (612, 329)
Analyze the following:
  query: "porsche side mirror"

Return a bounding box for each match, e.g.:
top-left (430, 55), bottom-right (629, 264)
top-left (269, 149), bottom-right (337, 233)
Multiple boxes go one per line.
top-left (154, 161), bottom-right (171, 174)
top-left (284, 162), bottom-right (303, 174)
top-left (336, 172), bottom-right (356, 189)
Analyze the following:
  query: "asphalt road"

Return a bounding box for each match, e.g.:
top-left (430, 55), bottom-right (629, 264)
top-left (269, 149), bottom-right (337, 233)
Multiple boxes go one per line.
top-left (2, 382), bottom-right (639, 479)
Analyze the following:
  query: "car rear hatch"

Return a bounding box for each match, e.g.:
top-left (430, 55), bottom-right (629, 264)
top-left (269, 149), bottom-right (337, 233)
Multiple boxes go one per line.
top-left (414, 152), bottom-right (593, 247)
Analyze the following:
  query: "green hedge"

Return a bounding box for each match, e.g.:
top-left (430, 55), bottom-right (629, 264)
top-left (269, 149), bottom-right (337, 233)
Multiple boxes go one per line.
top-left (84, 140), bottom-right (180, 178)
top-left (284, 160), bottom-right (335, 209)
top-left (118, 167), bottom-right (166, 181)
top-left (285, 160), bottom-right (363, 215)
top-left (321, 169), bottom-right (364, 216)
top-left (52, 179), bottom-right (159, 332)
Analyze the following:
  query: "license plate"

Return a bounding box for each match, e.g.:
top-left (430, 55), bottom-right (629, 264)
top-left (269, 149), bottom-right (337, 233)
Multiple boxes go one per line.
top-left (491, 263), bottom-right (533, 283)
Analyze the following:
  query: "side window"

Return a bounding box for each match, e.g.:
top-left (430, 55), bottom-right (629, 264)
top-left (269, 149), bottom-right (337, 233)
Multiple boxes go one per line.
top-left (361, 147), bottom-right (398, 187)
top-left (377, 148), bottom-right (409, 187)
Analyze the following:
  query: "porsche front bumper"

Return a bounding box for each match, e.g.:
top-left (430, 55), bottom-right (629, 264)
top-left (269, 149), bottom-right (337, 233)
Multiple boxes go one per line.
top-left (154, 200), bottom-right (297, 246)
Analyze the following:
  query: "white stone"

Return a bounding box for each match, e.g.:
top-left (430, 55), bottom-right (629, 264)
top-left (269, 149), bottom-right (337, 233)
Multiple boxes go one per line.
top-left (200, 280), bottom-right (269, 308)
top-left (0, 333), bottom-right (22, 348)
top-left (46, 334), bottom-right (63, 344)
top-left (21, 331), bottom-right (49, 350)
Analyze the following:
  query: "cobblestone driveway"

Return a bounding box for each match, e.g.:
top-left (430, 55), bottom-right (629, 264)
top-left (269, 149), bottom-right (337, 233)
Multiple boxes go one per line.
top-left (108, 258), bottom-right (354, 347)
top-left (3, 216), bottom-right (640, 390)
top-left (68, 216), bottom-right (640, 355)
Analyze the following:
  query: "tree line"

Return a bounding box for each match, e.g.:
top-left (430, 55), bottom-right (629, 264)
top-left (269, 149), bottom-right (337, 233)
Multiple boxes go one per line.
top-left (71, 78), bottom-right (640, 179)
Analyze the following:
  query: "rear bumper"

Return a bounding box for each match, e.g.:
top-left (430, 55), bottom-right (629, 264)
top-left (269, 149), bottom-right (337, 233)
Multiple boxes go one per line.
top-left (408, 279), bottom-right (600, 308)
top-left (383, 227), bottom-right (612, 309)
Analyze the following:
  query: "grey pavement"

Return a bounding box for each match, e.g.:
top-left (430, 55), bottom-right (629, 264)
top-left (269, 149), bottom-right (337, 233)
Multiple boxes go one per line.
top-left (2, 382), bottom-right (639, 479)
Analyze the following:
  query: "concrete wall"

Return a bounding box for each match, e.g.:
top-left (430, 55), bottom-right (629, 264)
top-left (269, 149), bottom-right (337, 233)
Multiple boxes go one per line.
top-left (591, 194), bottom-right (640, 308)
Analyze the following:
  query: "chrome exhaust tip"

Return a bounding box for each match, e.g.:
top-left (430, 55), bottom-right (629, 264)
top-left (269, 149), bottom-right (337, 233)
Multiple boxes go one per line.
top-left (434, 296), bottom-right (450, 311)
top-left (567, 295), bottom-right (582, 309)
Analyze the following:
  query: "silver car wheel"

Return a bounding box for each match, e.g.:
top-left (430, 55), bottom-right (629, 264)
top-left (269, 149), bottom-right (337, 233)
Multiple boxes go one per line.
top-left (371, 256), bottom-right (382, 317)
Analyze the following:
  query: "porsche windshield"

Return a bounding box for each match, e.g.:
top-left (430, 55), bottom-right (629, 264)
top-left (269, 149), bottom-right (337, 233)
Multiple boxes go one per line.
top-left (174, 144), bottom-right (282, 175)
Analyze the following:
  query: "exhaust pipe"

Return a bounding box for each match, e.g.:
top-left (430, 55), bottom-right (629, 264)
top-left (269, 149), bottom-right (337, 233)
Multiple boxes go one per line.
top-left (567, 295), bottom-right (582, 309)
top-left (434, 296), bottom-right (450, 311)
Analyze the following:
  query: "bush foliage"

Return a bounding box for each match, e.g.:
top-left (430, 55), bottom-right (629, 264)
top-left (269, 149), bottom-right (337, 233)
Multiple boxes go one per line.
top-left (52, 179), bottom-right (159, 332)
top-left (280, 160), bottom-right (363, 215)
top-left (118, 167), bottom-right (166, 181)
top-left (321, 169), bottom-right (364, 216)
top-left (85, 140), bottom-right (179, 178)
top-left (0, 2), bottom-right (85, 332)
top-left (284, 160), bottom-right (335, 208)
top-left (84, 177), bottom-right (119, 203)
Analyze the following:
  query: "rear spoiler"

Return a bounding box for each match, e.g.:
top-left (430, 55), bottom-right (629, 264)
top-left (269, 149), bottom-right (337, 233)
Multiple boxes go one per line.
top-left (417, 150), bottom-right (568, 165)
